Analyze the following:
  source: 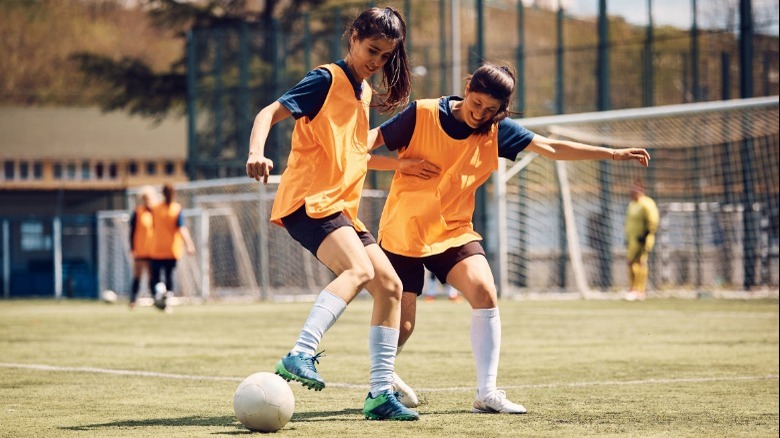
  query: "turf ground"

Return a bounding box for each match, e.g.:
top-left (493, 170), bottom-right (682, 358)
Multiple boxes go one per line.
top-left (1, 297), bottom-right (777, 437)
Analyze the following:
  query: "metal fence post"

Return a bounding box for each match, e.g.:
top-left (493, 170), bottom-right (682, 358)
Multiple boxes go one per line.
top-left (53, 216), bottom-right (62, 299)
top-left (2, 220), bottom-right (9, 299)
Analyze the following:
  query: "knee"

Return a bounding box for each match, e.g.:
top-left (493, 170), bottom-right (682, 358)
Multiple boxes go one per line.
top-left (469, 282), bottom-right (498, 308)
top-left (348, 261), bottom-right (375, 287)
top-left (387, 274), bottom-right (403, 298)
top-left (376, 271), bottom-right (403, 301)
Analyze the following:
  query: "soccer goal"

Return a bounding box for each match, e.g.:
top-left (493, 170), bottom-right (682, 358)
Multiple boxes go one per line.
top-left (98, 97), bottom-right (778, 302)
top-left (98, 176), bottom-right (389, 302)
top-left (494, 96), bottom-right (779, 298)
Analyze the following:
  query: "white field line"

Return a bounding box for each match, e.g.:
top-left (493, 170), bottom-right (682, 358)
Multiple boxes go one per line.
top-left (1, 362), bottom-right (776, 392)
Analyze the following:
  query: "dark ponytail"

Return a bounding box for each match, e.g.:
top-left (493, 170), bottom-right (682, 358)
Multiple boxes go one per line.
top-left (467, 63), bottom-right (516, 135)
top-left (345, 7), bottom-right (412, 113)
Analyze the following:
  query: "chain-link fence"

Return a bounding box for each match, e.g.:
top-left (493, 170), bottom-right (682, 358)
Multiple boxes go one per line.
top-left (186, 1), bottom-right (778, 180)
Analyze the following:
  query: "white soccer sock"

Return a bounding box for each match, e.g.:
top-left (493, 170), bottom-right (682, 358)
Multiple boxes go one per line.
top-left (369, 325), bottom-right (399, 397)
top-left (290, 290), bottom-right (346, 356)
top-left (471, 307), bottom-right (501, 397)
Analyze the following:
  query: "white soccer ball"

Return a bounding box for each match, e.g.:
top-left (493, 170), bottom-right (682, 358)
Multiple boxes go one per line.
top-left (233, 372), bottom-right (295, 432)
top-left (101, 290), bottom-right (118, 304)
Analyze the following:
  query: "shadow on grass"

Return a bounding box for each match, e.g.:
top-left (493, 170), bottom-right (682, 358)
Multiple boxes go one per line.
top-left (290, 407), bottom-right (468, 421)
top-left (61, 416), bottom-right (238, 431)
top-left (59, 409), bottom-right (368, 434)
top-left (289, 408), bottom-right (363, 422)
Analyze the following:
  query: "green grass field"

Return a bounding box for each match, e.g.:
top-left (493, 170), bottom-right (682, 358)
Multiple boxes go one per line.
top-left (1, 297), bottom-right (777, 437)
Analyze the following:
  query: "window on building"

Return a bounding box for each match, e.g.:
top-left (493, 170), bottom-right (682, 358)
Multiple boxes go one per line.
top-left (109, 163), bottom-right (118, 179)
top-left (81, 161), bottom-right (91, 179)
top-left (66, 163), bottom-right (77, 179)
top-left (4, 161), bottom-right (14, 180)
top-left (54, 163), bottom-right (63, 179)
top-left (146, 161), bottom-right (156, 175)
top-left (95, 163), bottom-right (104, 179)
top-left (33, 162), bottom-right (43, 179)
top-left (164, 161), bottom-right (175, 175)
top-left (19, 161), bottom-right (29, 179)
top-left (128, 161), bottom-right (138, 175)
top-left (21, 221), bottom-right (51, 252)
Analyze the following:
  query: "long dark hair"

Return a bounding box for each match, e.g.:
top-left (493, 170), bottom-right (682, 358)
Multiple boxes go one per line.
top-left (466, 63), bottom-right (516, 135)
top-left (345, 7), bottom-right (411, 113)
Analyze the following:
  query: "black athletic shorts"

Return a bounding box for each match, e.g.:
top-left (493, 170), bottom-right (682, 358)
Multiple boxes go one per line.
top-left (381, 241), bottom-right (486, 295)
top-left (281, 204), bottom-right (376, 257)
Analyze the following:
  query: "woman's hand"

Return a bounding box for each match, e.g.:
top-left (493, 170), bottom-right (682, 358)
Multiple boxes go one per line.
top-left (613, 148), bottom-right (651, 167)
top-left (399, 158), bottom-right (441, 180)
top-left (246, 153), bottom-right (274, 184)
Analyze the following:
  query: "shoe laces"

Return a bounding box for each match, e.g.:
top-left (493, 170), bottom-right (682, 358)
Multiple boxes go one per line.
top-left (388, 392), bottom-right (409, 411)
top-left (303, 351), bottom-right (325, 372)
top-left (483, 389), bottom-right (507, 403)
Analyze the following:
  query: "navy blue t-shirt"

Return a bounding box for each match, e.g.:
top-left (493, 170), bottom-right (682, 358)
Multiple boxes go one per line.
top-left (277, 59), bottom-right (364, 120)
top-left (379, 96), bottom-right (535, 161)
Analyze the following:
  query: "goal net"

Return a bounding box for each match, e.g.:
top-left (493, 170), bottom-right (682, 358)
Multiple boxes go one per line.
top-left (98, 97), bottom-right (778, 302)
top-left (495, 96), bottom-right (779, 298)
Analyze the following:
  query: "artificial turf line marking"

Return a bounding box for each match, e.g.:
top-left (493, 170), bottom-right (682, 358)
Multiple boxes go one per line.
top-left (1, 362), bottom-right (776, 392)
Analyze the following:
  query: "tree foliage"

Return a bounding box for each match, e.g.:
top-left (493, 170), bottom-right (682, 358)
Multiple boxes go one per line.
top-left (0, 0), bottom-right (179, 107)
top-left (70, 0), bottom-right (326, 120)
top-left (69, 53), bottom-right (187, 120)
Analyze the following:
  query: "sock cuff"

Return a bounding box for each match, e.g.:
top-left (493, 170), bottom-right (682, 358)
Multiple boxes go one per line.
top-left (316, 290), bottom-right (347, 315)
top-left (369, 325), bottom-right (400, 345)
top-left (472, 307), bottom-right (499, 319)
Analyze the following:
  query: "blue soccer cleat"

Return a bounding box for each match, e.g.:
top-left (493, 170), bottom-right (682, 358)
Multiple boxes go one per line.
top-left (363, 391), bottom-right (420, 421)
top-left (275, 351), bottom-right (326, 391)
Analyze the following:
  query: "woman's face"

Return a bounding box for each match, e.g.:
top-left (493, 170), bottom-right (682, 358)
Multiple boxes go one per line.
top-left (346, 35), bottom-right (396, 80)
top-left (458, 90), bottom-right (502, 128)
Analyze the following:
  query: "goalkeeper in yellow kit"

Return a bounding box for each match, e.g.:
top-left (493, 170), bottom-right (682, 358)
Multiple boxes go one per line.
top-left (624, 180), bottom-right (659, 301)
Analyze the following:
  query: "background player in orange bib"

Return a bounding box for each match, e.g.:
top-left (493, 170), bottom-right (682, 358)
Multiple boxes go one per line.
top-left (128, 185), bottom-right (157, 309)
top-left (368, 63), bottom-right (651, 413)
top-left (149, 183), bottom-right (195, 312)
top-left (245, 7), bottom-right (418, 421)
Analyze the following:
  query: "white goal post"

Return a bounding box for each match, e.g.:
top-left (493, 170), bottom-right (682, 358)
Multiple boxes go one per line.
top-left (493, 96), bottom-right (779, 298)
top-left (98, 97), bottom-right (778, 302)
top-left (98, 175), bottom-right (390, 302)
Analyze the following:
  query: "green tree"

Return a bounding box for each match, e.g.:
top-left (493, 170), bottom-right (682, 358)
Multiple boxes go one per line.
top-left (71, 0), bottom-right (326, 121)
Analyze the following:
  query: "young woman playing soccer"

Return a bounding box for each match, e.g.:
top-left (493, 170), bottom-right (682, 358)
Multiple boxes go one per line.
top-left (149, 183), bottom-right (196, 312)
top-left (128, 185), bottom-right (157, 309)
top-left (245, 7), bottom-right (418, 421)
top-left (368, 63), bottom-right (651, 414)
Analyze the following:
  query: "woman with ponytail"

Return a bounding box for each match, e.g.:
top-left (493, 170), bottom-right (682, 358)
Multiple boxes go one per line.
top-left (246, 7), bottom-right (417, 421)
top-left (369, 62), bottom-right (650, 414)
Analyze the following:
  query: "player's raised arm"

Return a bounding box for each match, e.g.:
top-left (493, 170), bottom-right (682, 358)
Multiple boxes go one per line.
top-left (526, 134), bottom-right (650, 167)
top-left (612, 146), bottom-right (651, 166)
top-left (246, 101), bottom-right (292, 183)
